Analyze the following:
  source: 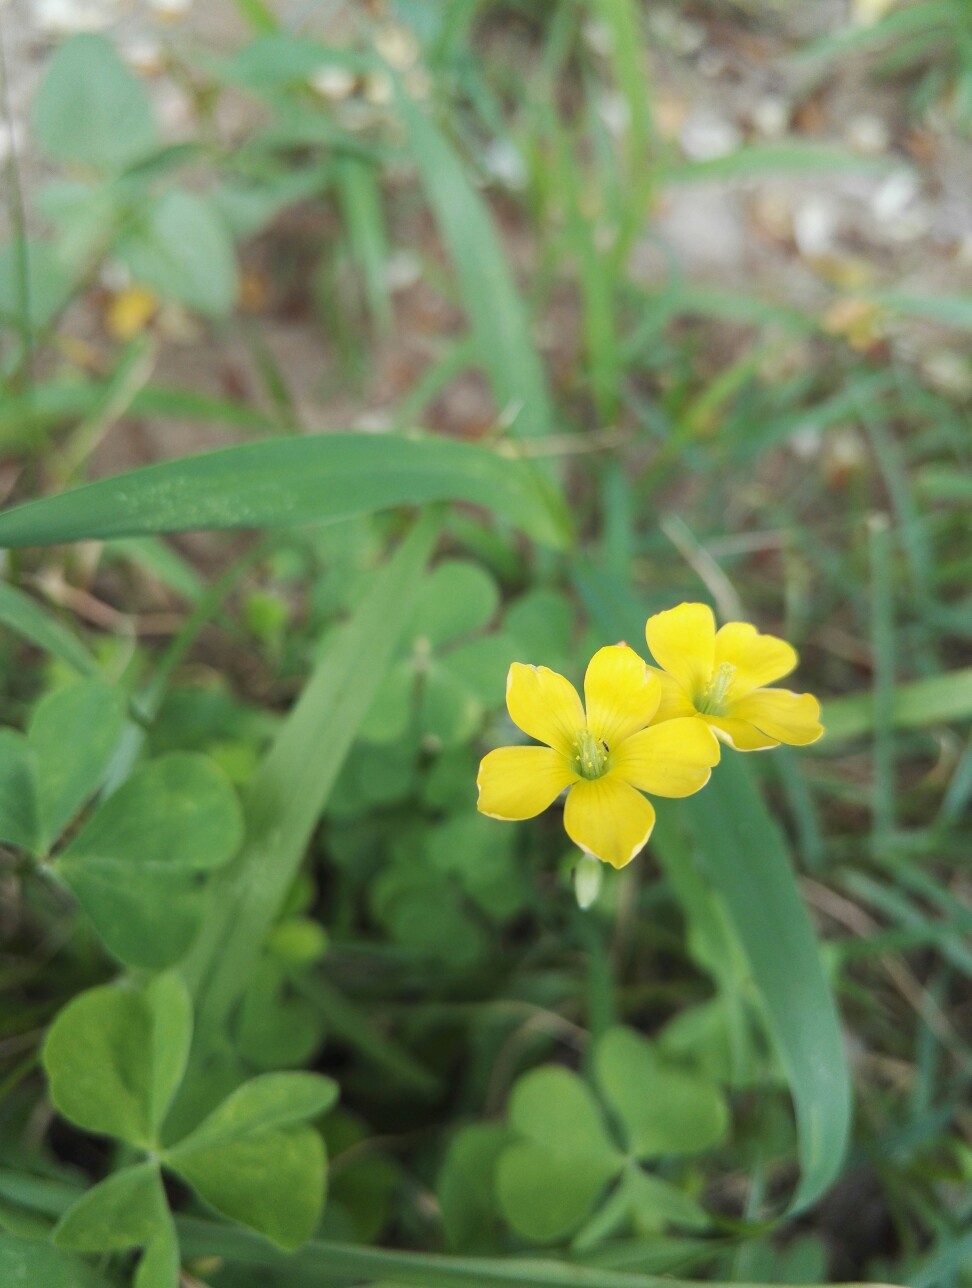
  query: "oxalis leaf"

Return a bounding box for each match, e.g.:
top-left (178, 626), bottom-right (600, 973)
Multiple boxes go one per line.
top-left (42, 973), bottom-right (192, 1148)
top-left (54, 752), bottom-right (244, 967)
top-left (166, 1073), bottom-right (336, 1250)
top-left (494, 1066), bottom-right (623, 1243)
top-left (53, 1163), bottom-right (168, 1252)
top-left (29, 679), bottom-right (127, 852)
top-left (32, 34), bottom-right (157, 171)
top-left (0, 433), bottom-right (569, 550)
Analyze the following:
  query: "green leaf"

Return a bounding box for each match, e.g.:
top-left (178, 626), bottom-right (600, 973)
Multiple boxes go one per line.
top-left (32, 34), bottom-right (157, 171)
top-left (675, 756), bottom-right (852, 1211)
top-left (60, 752), bottom-right (243, 873)
top-left (0, 581), bottom-right (96, 675)
top-left (573, 1166), bottom-right (710, 1249)
top-left (145, 973), bottom-right (193, 1131)
top-left (417, 664), bottom-right (482, 749)
top-left (56, 863), bottom-right (207, 968)
top-left (495, 1066), bottom-right (622, 1241)
top-left (0, 239), bottom-right (75, 335)
top-left (55, 754), bottom-right (242, 966)
top-left (43, 975), bottom-right (192, 1146)
top-left (171, 1073), bottom-right (338, 1153)
top-left (0, 1235), bottom-right (110, 1288)
top-left (0, 731), bottom-right (39, 851)
top-left (496, 1140), bottom-right (617, 1244)
top-left (134, 1216), bottom-right (180, 1288)
top-left (620, 1168), bottom-right (710, 1235)
top-left (43, 985), bottom-right (156, 1147)
top-left (504, 588), bottom-right (575, 666)
top-left (0, 434), bottom-right (569, 550)
top-left (28, 679), bottom-right (126, 851)
top-left (507, 1066), bottom-right (619, 1163)
top-left (438, 1124), bottom-right (509, 1253)
top-left (594, 1027), bottom-right (728, 1158)
top-left (118, 190), bottom-right (238, 318)
top-left (397, 91), bottom-right (556, 442)
top-left (53, 1163), bottom-right (167, 1251)
top-left (169, 1126), bottom-right (325, 1251)
top-left (444, 633), bottom-right (517, 706)
top-left (409, 559), bottom-right (499, 648)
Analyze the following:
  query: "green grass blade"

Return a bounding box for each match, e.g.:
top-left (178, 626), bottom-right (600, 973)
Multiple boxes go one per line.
top-left (665, 143), bottom-right (887, 183)
top-left (0, 433), bottom-right (569, 549)
top-left (867, 515), bottom-right (896, 843)
top-left (176, 1215), bottom-right (883, 1288)
top-left (0, 580), bottom-right (97, 675)
top-left (396, 89), bottom-right (556, 442)
top-left (182, 513), bottom-right (440, 1051)
top-left (677, 755), bottom-right (852, 1212)
top-left (819, 668), bottom-right (972, 742)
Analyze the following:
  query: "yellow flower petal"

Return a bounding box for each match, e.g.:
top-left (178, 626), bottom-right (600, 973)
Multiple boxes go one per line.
top-left (477, 746), bottom-right (577, 820)
top-left (505, 663), bottom-right (585, 757)
top-left (727, 689), bottom-right (824, 746)
top-left (703, 714), bottom-right (780, 751)
top-left (648, 667), bottom-right (697, 722)
top-left (714, 622), bottom-right (797, 699)
top-left (610, 717), bottom-right (720, 797)
top-left (584, 644), bottom-right (660, 748)
top-left (645, 602), bottom-right (715, 698)
top-left (563, 776), bottom-right (656, 870)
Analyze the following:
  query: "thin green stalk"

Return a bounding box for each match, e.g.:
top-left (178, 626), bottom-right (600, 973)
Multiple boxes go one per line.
top-left (868, 514), bottom-right (896, 845)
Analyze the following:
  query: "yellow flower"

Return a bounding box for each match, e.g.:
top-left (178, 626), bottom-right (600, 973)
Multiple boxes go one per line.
top-left (645, 602), bottom-right (823, 751)
top-left (477, 644), bottom-right (720, 869)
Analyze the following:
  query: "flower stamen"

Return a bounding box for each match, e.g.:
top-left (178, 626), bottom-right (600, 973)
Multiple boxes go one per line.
top-left (574, 728), bottom-right (608, 780)
top-left (697, 662), bottom-right (736, 715)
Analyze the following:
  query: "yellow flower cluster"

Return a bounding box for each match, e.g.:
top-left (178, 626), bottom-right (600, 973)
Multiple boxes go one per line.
top-left (477, 602), bottom-right (823, 870)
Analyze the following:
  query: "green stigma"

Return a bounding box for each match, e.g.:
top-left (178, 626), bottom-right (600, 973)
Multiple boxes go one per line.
top-left (697, 662), bottom-right (736, 715)
top-left (574, 728), bottom-right (608, 780)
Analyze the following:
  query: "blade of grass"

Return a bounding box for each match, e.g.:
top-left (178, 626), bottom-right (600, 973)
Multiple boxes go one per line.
top-left (678, 755), bottom-right (853, 1211)
top-left (588, 0), bottom-right (656, 268)
top-left (0, 580), bottom-right (97, 675)
top-left (841, 872), bottom-right (972, 979)
top-left (182, 512), bottom-right (439, 1060)
top-left (0, 432), bottom-right (570, 550)
top-left (550, 114), bottom-right (621, 423)
top-left (52, 336), bottom-right (155, 487)
top-left (334, 154), bottom-right (392, 333)
top-left (104, 537), bottom-right (204, 602)
top-left (665, 143), bottom-right (888, 184)
top-left (176, 1215), bottom-right (880, 1288)
top-left (868, 514), bottom-right (896, 845)
top-left (395, 87), bottom-right (556, 444)
top-left (820, 668), bottom-right (972, 741)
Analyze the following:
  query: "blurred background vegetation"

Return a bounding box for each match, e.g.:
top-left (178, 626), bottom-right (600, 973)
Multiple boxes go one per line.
top-left (0, 2), bottom-right (971, 1286)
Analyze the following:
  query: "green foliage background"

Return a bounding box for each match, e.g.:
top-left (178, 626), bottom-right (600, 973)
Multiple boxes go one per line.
top-left (1, 3), bottom-right (970, 1287)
